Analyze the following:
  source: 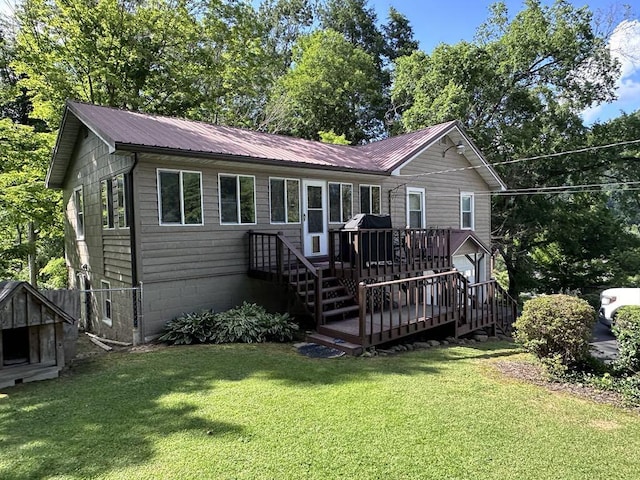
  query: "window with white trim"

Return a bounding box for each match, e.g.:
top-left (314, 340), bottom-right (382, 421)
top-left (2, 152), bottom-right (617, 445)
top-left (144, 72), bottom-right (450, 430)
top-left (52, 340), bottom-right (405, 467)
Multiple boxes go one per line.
top-left (102, 174), bottom-right (129, 230)
top-left (460, 192), bottom-right (474, 230)
top-left (74, 186), bottom-right (85, 239)
top-left (219, 174), bottom-right (256, 224)
top-left (101, 179), bottom-right (115, 229)
top-left (101, 280), bottom-right (112, 326)
top-left (359, 185), bottom-right (381, 215)
top-left (116, 174), bottom-right (129, 228)
top-left (329, 182), bottom-right (353, 223)
top-left (407, 187), bottom-right (425, 228)
top-left (270, 178), bottom-right (300, 223)
top-left (157, 169), bottom-right (203, 225)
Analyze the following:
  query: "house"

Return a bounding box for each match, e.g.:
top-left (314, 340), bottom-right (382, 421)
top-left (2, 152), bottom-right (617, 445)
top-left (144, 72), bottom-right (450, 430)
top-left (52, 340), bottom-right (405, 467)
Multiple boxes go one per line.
top-left (0, 281), bottom-right (76, 388)
top-left (47, 101), bottom-right (516, 352)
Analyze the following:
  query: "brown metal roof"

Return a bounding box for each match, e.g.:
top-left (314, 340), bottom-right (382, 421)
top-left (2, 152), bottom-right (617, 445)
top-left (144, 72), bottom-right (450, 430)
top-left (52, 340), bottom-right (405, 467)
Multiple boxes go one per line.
top-left (47, 101), bottom-right (506, 190)
top-left (449, 230), bottom-right (491, 256)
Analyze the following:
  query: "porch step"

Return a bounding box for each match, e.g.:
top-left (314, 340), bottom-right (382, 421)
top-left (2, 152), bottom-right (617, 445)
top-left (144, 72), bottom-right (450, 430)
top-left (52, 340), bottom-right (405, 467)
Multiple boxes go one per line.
top-left (321, 304), bottom-right (360, 319)
top-left (322, 295), bottom-right (353, 305)
top-left (305, 332), bottom-right (363, 356)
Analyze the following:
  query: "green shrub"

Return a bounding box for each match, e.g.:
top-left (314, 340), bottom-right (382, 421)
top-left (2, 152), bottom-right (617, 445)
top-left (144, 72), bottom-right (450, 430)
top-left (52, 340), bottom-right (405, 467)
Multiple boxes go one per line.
top-left (211, 302), bottom-right (298, 343)
top-left (158, 310), bottom-right (217, 345)
top-left (613, 306), bottom-right (640, 374)
top-left (514, 294), bottom-right (595, 369)
top-left (159, 303), bottom-right (298, 345)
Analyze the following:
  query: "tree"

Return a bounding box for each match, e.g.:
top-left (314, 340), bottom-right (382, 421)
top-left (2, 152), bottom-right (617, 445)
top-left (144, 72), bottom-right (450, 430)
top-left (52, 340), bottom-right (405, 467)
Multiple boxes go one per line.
top-left (318, 0), bottom-right (384, 64)
top-left (382, 6), bottom-right (418, 61)
top-left (12, 0), bottom-right (272, 128)
top-left (391, 0), bottom-right (620, 297)
top-left (0, 119), bottom-right (60, 287)
top-left (258, 0), bottom-right (317, 74)
top-left (267, 29), bottom-right (384, 143)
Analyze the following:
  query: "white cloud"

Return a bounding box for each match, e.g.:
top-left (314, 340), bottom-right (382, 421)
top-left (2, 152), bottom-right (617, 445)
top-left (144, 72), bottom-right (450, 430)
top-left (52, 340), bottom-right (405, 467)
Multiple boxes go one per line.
top-left (582, 19), bottom-right (640, 123)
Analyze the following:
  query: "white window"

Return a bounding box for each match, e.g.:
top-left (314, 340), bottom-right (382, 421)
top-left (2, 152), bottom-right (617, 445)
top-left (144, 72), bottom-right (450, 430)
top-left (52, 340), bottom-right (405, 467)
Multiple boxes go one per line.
top-left (360, 185), bottom-right (381, 215)
top-left (74, 186), bottom-right (84, 239)
top-left (102, 174), bottom-right (129, 230)
top-left (270, 178), bottom-right (300, 223)
top-left (406, 187), bottom-right (425, 228)
top-left (157, 169), bottom-right (203, 225)
top-left (219, 174), bottom-right (256, 224)
top-left (101, 179), bottom-right (115, 229)
top-left (329, 182), bottom-right (353, 223)
top-left (461, 192), bottom-right (474, 230)
top-left (101, 280), bottom-right (112, 326)
top-left (116, 174), bottom-right (129, 228)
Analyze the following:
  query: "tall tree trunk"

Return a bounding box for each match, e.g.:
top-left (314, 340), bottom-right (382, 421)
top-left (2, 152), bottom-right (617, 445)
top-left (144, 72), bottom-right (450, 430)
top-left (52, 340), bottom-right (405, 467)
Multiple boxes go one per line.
top-left (28, 221), bottom-right (37, 287)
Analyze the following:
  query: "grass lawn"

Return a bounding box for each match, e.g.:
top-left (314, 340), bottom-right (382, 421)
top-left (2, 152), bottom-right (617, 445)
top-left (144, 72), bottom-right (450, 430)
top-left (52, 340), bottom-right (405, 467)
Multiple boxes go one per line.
top-left (1, 342), bottom-right (640, 479)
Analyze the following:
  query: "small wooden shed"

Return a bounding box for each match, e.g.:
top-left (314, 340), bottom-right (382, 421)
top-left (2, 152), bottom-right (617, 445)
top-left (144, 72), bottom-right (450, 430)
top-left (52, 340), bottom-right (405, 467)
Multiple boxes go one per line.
top-left (0, 281), bottom-right (76, 388)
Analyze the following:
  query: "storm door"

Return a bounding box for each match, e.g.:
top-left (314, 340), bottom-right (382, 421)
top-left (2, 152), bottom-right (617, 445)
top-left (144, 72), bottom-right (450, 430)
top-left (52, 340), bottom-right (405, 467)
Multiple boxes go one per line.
top-left (302, 180), bottom-right (328, 256)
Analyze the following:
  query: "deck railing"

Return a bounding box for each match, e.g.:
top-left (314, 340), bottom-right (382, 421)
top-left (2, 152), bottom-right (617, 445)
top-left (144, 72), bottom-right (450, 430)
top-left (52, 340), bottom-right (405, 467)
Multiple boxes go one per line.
top-left (329, 228), bottom-right (451, 282)
top-left (357, 270), bottom-right (464, 347)
top-left (355, 272), bottom-right (517, 346)
top-left (248, 231), bottom-right (322, 321)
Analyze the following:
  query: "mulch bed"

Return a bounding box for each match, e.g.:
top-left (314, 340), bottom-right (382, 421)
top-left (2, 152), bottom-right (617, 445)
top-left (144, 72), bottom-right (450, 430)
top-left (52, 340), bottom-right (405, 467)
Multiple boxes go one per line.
top-left (493, 360), bottom-right (638, 411)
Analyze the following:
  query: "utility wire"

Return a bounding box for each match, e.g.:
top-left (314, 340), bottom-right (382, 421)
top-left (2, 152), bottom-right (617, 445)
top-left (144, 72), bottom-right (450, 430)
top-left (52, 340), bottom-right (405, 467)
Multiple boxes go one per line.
top-left (424, 181), bottom-right (640, 198)
top-left (395, 138), bottom-right (640, 178)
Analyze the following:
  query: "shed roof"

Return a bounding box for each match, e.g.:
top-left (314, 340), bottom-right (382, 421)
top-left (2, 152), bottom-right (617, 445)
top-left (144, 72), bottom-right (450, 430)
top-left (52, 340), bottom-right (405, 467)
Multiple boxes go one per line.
top-left (0, 281), bottom-right (75, 325)
top-left (47, 101), bottom-right (507, 191)
top-left (450, 230), bottom-right (491, 257)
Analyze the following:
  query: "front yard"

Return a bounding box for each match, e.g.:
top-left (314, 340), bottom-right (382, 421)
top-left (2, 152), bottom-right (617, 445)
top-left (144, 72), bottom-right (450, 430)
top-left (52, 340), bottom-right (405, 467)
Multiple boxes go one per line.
top-left (1, 342), bottom-right (640, 479)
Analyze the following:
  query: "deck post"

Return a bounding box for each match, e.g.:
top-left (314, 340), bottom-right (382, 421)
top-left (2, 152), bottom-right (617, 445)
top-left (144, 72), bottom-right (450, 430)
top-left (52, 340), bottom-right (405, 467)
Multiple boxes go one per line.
top-left (276, 231), bottom-right (284, 283)
top-left (248, 230), bottom-right (254, 271)
top-left (358, 282), bottom-right (366, 346)
top-left (315, 268), bottom-right (323, 327)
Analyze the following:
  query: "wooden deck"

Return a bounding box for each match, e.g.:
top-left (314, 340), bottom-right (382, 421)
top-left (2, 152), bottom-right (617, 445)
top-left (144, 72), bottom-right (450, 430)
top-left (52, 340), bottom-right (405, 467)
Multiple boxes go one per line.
top-left (248, 230), bottom-right (518, 355)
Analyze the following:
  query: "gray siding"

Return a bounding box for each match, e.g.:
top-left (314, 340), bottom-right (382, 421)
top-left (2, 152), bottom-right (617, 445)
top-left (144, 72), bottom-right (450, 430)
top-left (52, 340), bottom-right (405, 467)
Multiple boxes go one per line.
top-left (62, 131), bottom-right (497, 340)
top-left (62, 131), bottom-right (135, 341)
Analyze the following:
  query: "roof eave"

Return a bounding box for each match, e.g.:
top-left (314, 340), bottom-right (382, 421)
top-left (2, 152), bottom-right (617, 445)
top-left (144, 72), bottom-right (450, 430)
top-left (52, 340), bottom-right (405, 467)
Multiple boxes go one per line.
top-left (389, 122), bottom-right (508, 192)
top-left (46, 101), bottom-right (119, 189)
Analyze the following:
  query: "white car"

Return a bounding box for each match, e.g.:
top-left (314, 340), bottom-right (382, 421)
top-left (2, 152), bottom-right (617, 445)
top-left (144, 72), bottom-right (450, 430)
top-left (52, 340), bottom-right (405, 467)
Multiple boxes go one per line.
top-left (599, 288), bottom-right (640, 326)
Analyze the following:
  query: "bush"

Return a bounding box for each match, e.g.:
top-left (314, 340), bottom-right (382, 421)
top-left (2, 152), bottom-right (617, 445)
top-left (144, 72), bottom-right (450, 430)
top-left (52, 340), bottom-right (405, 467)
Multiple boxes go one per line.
top-left (159, 303), bottom-right (298, 345)
top-left (613, 305), bottom-right (640, 374)
top-left (514, 294), bottom-right (595, 370)
top-left (158, 310), bottom-right (217, 345)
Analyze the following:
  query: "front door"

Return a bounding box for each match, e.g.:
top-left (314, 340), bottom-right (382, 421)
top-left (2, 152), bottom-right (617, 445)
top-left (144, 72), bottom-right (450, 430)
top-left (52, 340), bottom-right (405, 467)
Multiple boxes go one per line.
top-left (302, 180), bottom-right (327, 256)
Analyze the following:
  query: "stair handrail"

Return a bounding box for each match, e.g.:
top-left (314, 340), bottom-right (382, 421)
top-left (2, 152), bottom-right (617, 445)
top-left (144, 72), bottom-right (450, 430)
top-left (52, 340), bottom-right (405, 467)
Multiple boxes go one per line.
top-left (276, 233), bottom-right (319, 278)
top-left (275, 233), bottom-right (323, 325)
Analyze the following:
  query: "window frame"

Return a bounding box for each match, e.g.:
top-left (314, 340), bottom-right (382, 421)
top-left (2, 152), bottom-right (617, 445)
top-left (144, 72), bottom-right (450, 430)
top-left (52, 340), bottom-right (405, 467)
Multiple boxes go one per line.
top-left (269, 177), bottom-right (300, 224)
top-left (406, 187), bottom-right (426, 229)
top-left (116, 173), bottom-right (129, 228)
top-left (460, 192), bottom-right (475, 230)
top-left (157, 168), bottom-right (204, 226)
top-left (101, 178), bottom-right (115, 230)
top-left (329, 182), bottom-right (353, 223)
top-left (102, 174), bottom-right (130, 230)
top-left (359, 184), bottom-right (381, 215)
top-left (100, 280), bottom-right (112, 326)
top-left (218, 173), bottom-right (257, 225)
top-left (74, 186), bottom-right (85, 240)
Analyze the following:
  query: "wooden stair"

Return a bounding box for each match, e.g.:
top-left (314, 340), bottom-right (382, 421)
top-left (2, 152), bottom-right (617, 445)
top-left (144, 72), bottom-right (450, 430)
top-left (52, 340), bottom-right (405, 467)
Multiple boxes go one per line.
top-left (284, 263), bottom-right (359, 323)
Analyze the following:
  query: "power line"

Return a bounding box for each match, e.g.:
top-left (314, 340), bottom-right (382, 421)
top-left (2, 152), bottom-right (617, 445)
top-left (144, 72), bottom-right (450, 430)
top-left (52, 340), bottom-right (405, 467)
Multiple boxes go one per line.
top-left (396, 138), bottom-right (640, 178)
top-left (424, 181), bottom-right (640, 198)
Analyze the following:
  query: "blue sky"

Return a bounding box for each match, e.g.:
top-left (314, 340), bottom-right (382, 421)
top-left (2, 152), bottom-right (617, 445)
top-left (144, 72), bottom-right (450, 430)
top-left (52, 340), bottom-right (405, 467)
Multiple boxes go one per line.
top-left (368, 0), bottom-right (640, 123)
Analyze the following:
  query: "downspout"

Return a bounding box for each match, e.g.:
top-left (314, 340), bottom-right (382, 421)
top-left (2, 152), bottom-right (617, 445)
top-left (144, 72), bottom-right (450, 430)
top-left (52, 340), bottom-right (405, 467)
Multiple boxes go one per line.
top-left (127, 153), bottom-right (141, 345)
